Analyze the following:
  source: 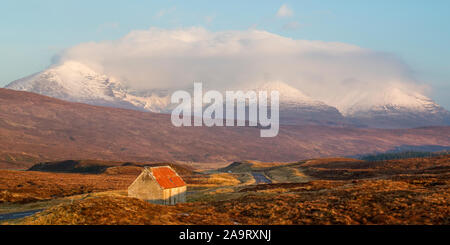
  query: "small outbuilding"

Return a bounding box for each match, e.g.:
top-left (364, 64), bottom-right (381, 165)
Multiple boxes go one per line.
top-left (128, 166), bottom-right (187, 205)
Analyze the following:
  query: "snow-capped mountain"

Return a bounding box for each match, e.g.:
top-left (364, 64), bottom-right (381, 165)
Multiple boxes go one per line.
top-left (6, 61), bottom-right (172, 113)
top-left (338, 86), bottom-right (450, 128)
top-left (5, 61), bottom-right (450, 128)
top-left (257, 81), bottom-right (327, 106)
top-left (5, 61), bottom-right (346, 125)
top-left (253, 82), bottom-right (348, 126)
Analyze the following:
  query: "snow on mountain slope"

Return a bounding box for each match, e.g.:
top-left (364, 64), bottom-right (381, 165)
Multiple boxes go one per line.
top-left (6, 61), bottom-right (171, 112)
top-left (4, 61), bottom-right (450, 128)
top-left (7, 61), bottom-right (120, 101)
top-left (254, 82), bottom-right (349, 126)
top-left (5, 62), bottom-right (341, 118)
top-left (340, 86), bottom-right (450, 128)
top-left (256, 81), bottom-right (326, 106)
top-left (336, 86), bottom-right (445, 116)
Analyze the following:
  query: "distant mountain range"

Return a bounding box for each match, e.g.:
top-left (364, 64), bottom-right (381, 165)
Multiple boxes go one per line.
top-left (5, 60), bottom-right (450, 128)
top-left (1, 88), bottom-right (449, 169)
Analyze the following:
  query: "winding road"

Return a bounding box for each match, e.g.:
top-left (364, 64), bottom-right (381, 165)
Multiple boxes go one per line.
top-left (251, 172), bottom-right (272, 184)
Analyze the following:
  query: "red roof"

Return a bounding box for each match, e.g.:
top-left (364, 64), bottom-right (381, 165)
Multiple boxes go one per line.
top-left (151, 167), bottom-right (186, 189)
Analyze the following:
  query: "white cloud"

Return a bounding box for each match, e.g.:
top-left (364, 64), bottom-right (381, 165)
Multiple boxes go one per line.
top-left (276, 4), bottom-right (294, 18)
top-left (58, 27), bottom-right (426, 113)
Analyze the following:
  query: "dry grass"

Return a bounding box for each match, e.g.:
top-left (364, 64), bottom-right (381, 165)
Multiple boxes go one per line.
top-left (6, 196), bottom-right (239, 225)
top-left (186, 173), bottom-right (244, 187)
top-left (206, 173), bottom-right (241, 186)
top-left (302, 154), bottom-right (450, 180)
top-left (220, 161), bottom-right (295, 173)
top-left (0, 170), bottom-right (136, 204)
top-left (246, 161), bottom-right (293, 168)
top-left (8, 174), bottom-right (449, 225)
top-left (265, 166), bottom-right (312, 183)
top-left (2, 155), bottom-right (450, 225)
top-left (0, 160), bottom-right (200, 204)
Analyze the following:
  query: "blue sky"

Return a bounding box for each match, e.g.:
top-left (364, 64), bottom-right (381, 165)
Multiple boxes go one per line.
top-left (1, 0), bottom-right (449, 108)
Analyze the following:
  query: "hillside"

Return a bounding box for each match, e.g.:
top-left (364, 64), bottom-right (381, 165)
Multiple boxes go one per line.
top-left (1, 88), bottom-right (450, 169)
top-left (6, 60), bottom-right (450, 128)
top-left (28, 160), bottom-right (195, 176)
top-left (3, 155), bottom-right (449, 225)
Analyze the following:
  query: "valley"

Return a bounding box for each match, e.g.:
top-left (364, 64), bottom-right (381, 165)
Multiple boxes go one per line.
top-left (1, 155), bottom-right (449, 225)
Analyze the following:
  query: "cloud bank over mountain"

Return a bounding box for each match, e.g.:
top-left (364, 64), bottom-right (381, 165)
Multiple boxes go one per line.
top-left (54, 27), bottom-right (427, 113)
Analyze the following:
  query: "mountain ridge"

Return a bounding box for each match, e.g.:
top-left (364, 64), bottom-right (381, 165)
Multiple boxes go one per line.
top-left (5, 61), bottom-right (450, 128)
top-left (1, 88), bottom-right (450, 169)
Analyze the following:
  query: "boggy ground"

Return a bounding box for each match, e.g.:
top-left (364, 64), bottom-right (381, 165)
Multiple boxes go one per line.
top-left (1, 155), bottom-right (449, 225)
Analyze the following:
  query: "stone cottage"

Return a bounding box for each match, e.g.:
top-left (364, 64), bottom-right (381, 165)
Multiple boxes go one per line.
top-left (128, 166), bottom-right (187, 205)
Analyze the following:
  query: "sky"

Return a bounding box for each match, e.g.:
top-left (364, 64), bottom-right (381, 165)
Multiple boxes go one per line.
top-left (1, 0), bottom-right (449, 108)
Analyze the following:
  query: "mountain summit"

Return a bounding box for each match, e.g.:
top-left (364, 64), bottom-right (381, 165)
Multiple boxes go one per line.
top-left (257, 81), bottom-right (319, 105)
top-left (254, 81), bottom-right (348, 126)
top-left (338, 86), bottom-right (450, 128)
top-left (6, 61), bottom-right (171, 113)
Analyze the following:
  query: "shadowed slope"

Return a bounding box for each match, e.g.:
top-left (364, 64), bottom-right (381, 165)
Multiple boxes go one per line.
top-left (1, 88), bottom-right (450, 168)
